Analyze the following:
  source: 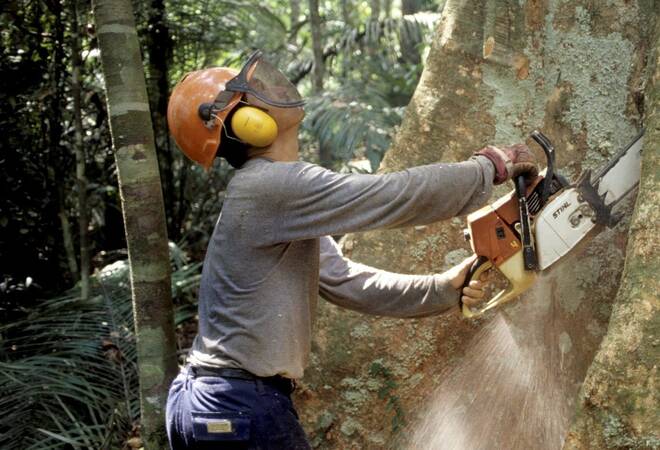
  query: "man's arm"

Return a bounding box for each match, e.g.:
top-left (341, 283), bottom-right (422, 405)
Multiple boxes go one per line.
top-left (318, 236), bottom-right (460, 318)
top-left (266, 156), bottom-right (495, 243)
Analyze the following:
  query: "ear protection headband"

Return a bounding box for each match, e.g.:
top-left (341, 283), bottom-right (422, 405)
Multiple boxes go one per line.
top-left (230, 106), bottom-right (278, 148)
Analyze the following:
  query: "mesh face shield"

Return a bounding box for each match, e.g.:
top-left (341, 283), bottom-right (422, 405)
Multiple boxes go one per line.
top-left (210, 51), bottom-right (304, 112)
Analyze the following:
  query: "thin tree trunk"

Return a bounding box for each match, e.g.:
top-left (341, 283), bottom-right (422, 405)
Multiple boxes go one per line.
top-left (46, 0), bottom-right (78, 282)
top-left (71, 0), bottom-right (90, 300)
top-left (289, 0), bottom-right (300, 44)
top-left (308, 0), bottom-right (324, 93)
top-left (144, 0), bottom-right (175, 240)
top-left (341, 0), bottom-right (351, 26)
top-left (370, 0), bottom-right (380, 21)
top-left (400, 0), bottom-right (422, 64)
top-left (47, 0), bottom-right (79, 284)
top-left (401, 0), bottom-right (420, 15)
top-left (93, 0), bottom-right (178, 447)
top-left (308, 0), bottom-right (332, 166)
top-left (58, 187), bottom-right (79, 280)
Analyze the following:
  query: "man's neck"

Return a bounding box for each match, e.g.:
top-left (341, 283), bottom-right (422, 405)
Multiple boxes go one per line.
top-left (247, 125), bottom-right (300, 162)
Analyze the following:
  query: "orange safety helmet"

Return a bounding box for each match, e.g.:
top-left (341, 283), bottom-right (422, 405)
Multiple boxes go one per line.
top-left (167, 68), bottom-right (241, 169)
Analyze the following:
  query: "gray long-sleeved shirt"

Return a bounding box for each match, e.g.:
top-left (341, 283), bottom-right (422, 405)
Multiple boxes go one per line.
top-left (188, 156), bottom-right (495, 378)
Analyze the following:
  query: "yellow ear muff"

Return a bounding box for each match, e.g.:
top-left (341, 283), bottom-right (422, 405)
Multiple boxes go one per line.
top-left (230, 106), bottom-right (278, 147)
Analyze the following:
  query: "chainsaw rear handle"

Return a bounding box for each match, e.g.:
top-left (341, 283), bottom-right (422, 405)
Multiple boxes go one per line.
top-left (461, 251), bottom-right (537, 318)
top-left (460, 256), bottom-right (489, 317)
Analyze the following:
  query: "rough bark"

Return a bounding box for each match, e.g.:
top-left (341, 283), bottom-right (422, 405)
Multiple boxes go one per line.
top-left (295, 1), bottom-right (653, 449)
top-left (564, 8), bottom-right (659, 449)
top-left (71, 0), bottom-right (90, 300)
top-left (92, 0), bottom-right (178, 447)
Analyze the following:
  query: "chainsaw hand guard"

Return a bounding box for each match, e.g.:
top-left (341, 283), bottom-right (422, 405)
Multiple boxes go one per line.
top-left (461, 251), bottom-right (537, 318)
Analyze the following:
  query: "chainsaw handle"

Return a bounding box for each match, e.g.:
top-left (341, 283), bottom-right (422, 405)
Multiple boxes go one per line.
top-left (460, 256), bottom-right (490, 317)
top-left (461, 251), bottom-right (537, 318)
top-left (461, 256), bottom-right (490, 291)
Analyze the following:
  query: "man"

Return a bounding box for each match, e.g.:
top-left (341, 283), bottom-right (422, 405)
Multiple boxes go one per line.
top-left (165, 51), bottom-right (537, 449)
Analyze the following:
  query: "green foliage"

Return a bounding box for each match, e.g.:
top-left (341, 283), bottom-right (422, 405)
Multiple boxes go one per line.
top-left (299, 13), bottom-right (437, 170)
top-left (1, 0), bottom-right (117, 298)
top-left (0, 248), bottom-right (201, 449)
top-left (165, 0), bottom-right (289, 81)
top-left (304, 84), bottom-right (404, 171)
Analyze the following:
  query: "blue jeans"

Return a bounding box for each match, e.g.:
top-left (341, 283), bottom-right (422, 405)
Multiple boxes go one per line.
top-left (166, 366), bottom-right (311, 449)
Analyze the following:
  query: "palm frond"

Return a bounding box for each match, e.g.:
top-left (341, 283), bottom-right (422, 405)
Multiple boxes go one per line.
top-left (0, 244), bottom-right (201, 450)
top-left (303, 82), bottom-right (405, 171)
top-left (290, 13), bottom-right (440, 84)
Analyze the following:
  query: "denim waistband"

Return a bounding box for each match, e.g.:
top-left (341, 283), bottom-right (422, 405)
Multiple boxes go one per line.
top-left (189, 365), bottom-right (297, 394)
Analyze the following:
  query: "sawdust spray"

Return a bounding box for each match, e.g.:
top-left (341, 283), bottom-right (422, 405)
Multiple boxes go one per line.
top-left (408, 275), bottom-right (588, 450)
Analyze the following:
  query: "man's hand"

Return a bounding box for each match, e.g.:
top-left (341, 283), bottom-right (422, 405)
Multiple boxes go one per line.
top-left (476, 143), bottom-right (539, 184)
top-left (447, 256), bottom-right (490, 308)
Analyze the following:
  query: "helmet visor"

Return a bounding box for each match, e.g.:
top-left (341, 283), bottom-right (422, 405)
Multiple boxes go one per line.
top-left (213, 51), bottom-right (304, 111)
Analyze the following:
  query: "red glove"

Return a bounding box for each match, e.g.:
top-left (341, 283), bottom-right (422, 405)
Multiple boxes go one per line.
top-left (476, 143), bottom-right (538, 185)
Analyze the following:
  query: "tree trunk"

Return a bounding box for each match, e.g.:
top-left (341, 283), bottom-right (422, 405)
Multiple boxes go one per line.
top-left (370, 0), bottom-right (380, 21)
top-left (383, 0), bottom-right (392, 19)
top-left (401, 0), bottom-right (420, 15)
top-left (58, 188), bottom-right (79, 280)
top-left (308, 0), bottom-right (324, 93)
top-left (71, 0), bottom-right (90, 300)
top-left (144, 0), bottom-right (175, 240)
top-left (295, 1), bottom-right (654, 449)
top-left (47, 0), bottom-right (79, 284)
top-left (400, 0), bottom-right (422, 64)
top-left (308, 0), bottom-right (333, 166)
top-left (93, 0), bottom-right (178, 447)
top-left (341, 0), bottom-right (351, 27)
top-left (290, 0), bottom-right (301, 44)
top-left (564, 9), bottom-right (659, 448)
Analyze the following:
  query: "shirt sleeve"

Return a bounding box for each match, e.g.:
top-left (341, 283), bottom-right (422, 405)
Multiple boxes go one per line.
top-left (268, 156), bottom-right (494, 243)
top-left (318, 236), bottom-right (460, 317)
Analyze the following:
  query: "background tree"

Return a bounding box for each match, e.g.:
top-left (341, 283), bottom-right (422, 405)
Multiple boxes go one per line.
top-left (70, 0), bottom-right (90, 300)
top-left (92, 0), bottom-right (177, 447)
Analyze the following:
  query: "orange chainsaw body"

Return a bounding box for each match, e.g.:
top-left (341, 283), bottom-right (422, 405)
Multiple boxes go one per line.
top-left (462, 176), bottom-right (544, 317)
top-left (467, 176), bottom-right (543, 266)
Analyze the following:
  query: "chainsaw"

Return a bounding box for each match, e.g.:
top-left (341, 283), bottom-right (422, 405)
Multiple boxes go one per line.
top-left (461, 130), bottom-right (644, 318)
